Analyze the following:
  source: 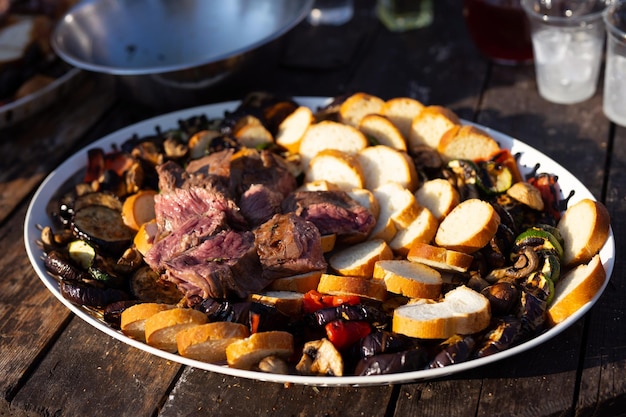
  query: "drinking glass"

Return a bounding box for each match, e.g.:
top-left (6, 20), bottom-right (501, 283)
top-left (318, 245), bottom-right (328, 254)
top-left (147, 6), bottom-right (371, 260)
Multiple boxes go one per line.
top-left (521, 0), bottom-right (610, 104)
top-left (603, 0), bottom-right (626, 126)
top-left (376, 0), bottom-right (433, 32)
top-left (307, 0), bottom-right (354, 26)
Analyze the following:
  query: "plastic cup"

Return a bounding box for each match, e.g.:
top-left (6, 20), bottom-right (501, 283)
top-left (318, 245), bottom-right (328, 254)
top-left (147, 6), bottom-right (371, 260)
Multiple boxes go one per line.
top-left (603, 0), bottom-right (626, 126)
top-left (521, 0), bottom-right (610, 104)
top-left (376, 0), bottom-right (433, 32)
top-left (307, 0), bottom-right (354, 26)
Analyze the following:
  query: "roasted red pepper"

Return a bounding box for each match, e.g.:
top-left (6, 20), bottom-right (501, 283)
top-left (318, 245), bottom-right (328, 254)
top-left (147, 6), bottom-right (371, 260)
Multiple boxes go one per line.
top-left (528, 173), bottom-right (563, 220)
top-left (302, 290), bottom-right (361, 313)
top-left (489, 149), bottom-right (523, 184)
top-left (325, 320), bottom-right (371, 351)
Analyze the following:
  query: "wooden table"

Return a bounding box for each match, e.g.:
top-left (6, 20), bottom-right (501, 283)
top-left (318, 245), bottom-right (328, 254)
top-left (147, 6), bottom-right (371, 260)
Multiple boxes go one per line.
top-left (1, 1), bottom-right (624, 416)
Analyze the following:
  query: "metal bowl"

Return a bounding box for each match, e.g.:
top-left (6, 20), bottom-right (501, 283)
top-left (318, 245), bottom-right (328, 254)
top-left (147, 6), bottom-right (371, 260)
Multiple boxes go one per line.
top-left (51, 0), bottom-right (313, 107)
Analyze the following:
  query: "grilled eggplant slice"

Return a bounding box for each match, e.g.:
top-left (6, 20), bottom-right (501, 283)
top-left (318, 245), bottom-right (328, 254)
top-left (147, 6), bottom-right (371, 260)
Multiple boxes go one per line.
top-left (71, 205), bottom-right (135, 255)
top-left (355, 347), bottom-right (428, 375)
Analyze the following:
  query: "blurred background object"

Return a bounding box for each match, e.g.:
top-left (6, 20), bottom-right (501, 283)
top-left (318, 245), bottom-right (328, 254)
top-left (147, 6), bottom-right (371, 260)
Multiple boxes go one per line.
top-left (376, 0), bottom-right (433, 31)
top-left (602, 0), bottom-right (626, 126)
top-left (307, 0), bottom-right (354, 26)
top-left (463, 0), bottom-right (533, 65)
top-left (51, 0), bottom-right (314, 109)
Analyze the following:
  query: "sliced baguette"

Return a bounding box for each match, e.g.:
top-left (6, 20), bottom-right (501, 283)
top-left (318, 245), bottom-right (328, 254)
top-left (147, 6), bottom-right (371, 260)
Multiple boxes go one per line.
top-left (321, 234), bottom-right (337, 253)
top-left (298, 120), bottom-right (369, 168)
top-left (329, 238), bottom-right (394, 277)
top-left (144, 308), bottom-right (208, 352)
top-left (297, 180), bottom-right (342, 192)
top-left (120, 303), bottom-right (176, 342)
top-left (434, 199), bottom-right (500, 253)
top-left (374, 259), bottom-right (442, 299)
top-left (275, 106), bottom-right (314, 154)
top-left (380, 97), bottom-right (425, 140)
top-left (407, 242), bottom-right (474, 273)
top-left (358, 113), bottom-right (407, 151)
top-left (408, 105), bottom-right (460, 150)
top-left (437, 124), bottom-right (501, 162)
top-left (358, 145), bottom-right (419, 191)
top-left (546, 254), bottom-right (606, 326)
top-left (414, 178), bottom-right (460, 221)
top-left (347, 187), bottom-right (380, 219)
top-left (176, 322), bottom-right (250, 363)
top-left (557, 199), bottom-right (611, 267)
top-left (317, 273), bottom-right (388, 302)
top-left (226, 331), bottom-right (294, 370)
top-left (249, 291), bottom-right (305, 316)
top-left (304, 149), bottom-right (365, 190)
top-left (389, 207), bottom-right (439, 256)
top-left (267, 270), bottom-right (323, 293)
top-left (338, 92), bottom-right (385, 127)
top-left (372, 182), bottom-right (422, 229)
top-left (392, 285), bottom-right (491, 339)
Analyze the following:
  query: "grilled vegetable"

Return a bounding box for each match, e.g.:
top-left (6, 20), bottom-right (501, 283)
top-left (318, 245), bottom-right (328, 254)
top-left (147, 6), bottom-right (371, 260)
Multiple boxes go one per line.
top-left (60, 280), bottom-right (129, 308)
top-left (481, 281), bottom-right (520, 316)
top-left (325, 320), bottom-right (371, 351)
top-left (356, 348), bottom-right (428, 375)
top-left (428, 335), bottom-right (476, 368)
top-left (296, 338), bottom-right (344, 376)
top-left (475, 316), bottom-right (522, 358)
top-left (71, 205), bottom-right (135, 255)
top-left (302, 290), bottom-right (361, 313)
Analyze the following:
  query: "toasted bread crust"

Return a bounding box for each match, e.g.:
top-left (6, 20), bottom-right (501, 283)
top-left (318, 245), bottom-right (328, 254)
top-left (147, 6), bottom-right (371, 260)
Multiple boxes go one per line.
top-left (339, 92), bottom-right (386, 127)
top-left (144, 308), bottom-right (208, 352)
top-left (407, 242), bottom-right (474, 273)
top-left (434, 199), bottom-right (501, 253)
top-left (329, 238), bottom-right (394, 277)
top-left (318, 273), bottom-right (388, 301)
top-left (437, 124), bottom-right (501, 162)
top-left (226, 331), bottom-right (294, 370)
top-left (374, 259), bottom-right (442, 299)
top-left (120, 303), bottom-right (176, 342)
top-left (267, 270), bottom-right (324, 293)
top-left (176, 322), bottom-right (250, 363)
top-left (546, 255), bottom-right (606, 326)
top-left (557, 199), bottom-right (611, 267)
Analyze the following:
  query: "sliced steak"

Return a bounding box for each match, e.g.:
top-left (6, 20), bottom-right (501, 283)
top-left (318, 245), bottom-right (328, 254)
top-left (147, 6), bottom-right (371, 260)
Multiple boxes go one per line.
top-left (154, 187), bottom-right (247, 233)
top-left (163, 230), bottom-right (264, 303)
top-left (281, 190), bottom-right (376, 244)
top-left (254, 213), bottom-right (328, 280)
top-left (239, 184), bottom-right (284, 228)
top-left (143, 213), bottom-right (229, 271)
top-left (230, 149), bottom-right (297, 198)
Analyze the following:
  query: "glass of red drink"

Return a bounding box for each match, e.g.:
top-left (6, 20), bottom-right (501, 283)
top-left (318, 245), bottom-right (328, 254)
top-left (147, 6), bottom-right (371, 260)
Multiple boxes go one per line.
top-left (463, 0), bottom-right (534, 65)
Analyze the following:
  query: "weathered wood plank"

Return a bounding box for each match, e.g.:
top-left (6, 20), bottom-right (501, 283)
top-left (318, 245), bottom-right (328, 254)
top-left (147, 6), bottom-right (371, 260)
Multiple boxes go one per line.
top-left (0, 74), bottom-right (116, 223)
top-left (10, 317), bottom-right (182, 417)
top-left (575, 122), bottom-right (626, 417)
top-left (159, 367), bottom-right (395, 417)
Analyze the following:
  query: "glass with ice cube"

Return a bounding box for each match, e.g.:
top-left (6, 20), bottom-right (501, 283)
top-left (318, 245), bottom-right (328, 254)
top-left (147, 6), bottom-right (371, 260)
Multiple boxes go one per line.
top-left (603, 1), bottom-right (626, 126)
top-left (521, 0), bottom-right (610, 104)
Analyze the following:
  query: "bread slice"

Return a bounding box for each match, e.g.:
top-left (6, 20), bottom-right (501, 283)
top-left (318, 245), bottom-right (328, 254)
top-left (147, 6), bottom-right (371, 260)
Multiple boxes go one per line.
top-left (298, 120), bottom-right (369, 168)
top-left (407, 242), bottom-right (474, 273)
top-left (176, 322), bottom-right (250, 363)
top-left (367, 204), bottom-right (397, 243)
top-left (338, 92), bottom-right (385, 127)
top-left (374, 259), bottom-right (442, 299)
top-left (317, 273), bottom-right (388, 302)
top-left (380, 97), bottom-right (425, 140)
top-left (557, 199), bottom-right (611, 267)
top-left (226, 331), bottom-right (294, 370)
top-left (267, 270), bottom-right (323, 293)
top-left (329, 238), bottom-right (394, 277)
top-left (392, 285), bottom-right (491, 339)
top-left (249, 291), bottom-right (305, 316)
top-left (304, 149), bottom-right (365, 190)
top-left (144, 308), bottom-right (208, 352)
top-left (437, 124), bottom-right (501, 162)
top-left (546, 254), bottom-right (606, 326)
top-left (346, 187), bottom-right (380, 219)
top-left (358, 113), bottom-right (407, 151)
top-left (408, 105), bottom-right (460, 150)
top-left (275, 106), bottom-right (314, 154)
top-left (372, 182), bottom-right (421, 229)
top-left (358, 146), bottom-right (419, 191)
top-left (414, 178), bottom-right (460, 221)
top-left (120, 303), bottom-right (176, 342)
top-left (435, 199), bottom-right (501, 253)
top-left (321, 234), bottom-right (337, 253)
top-left (389, 207), bottom-right (439, 256)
